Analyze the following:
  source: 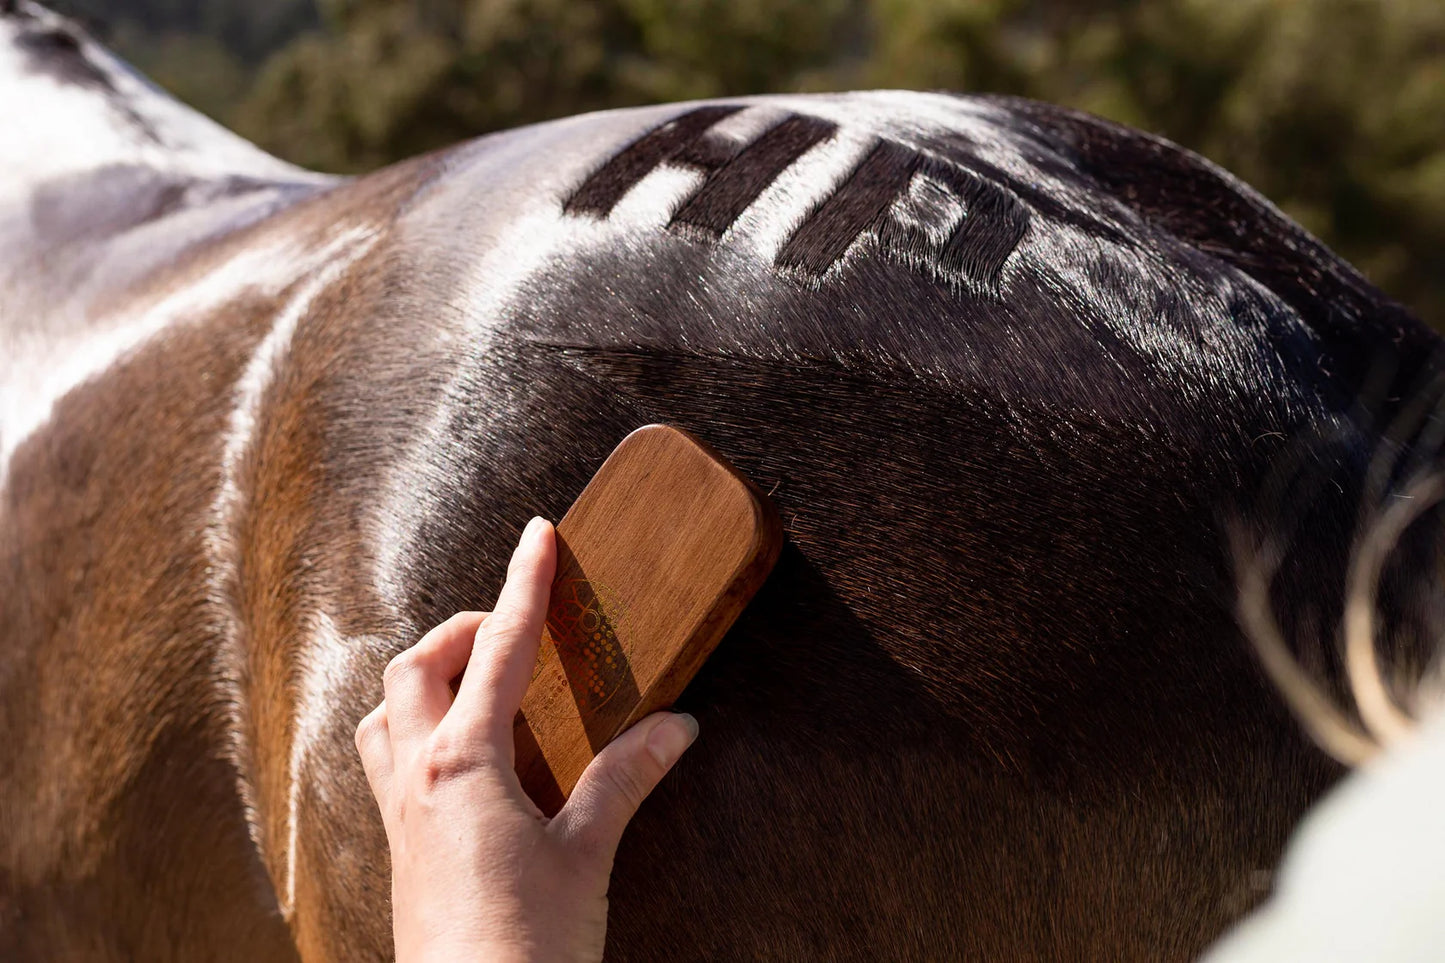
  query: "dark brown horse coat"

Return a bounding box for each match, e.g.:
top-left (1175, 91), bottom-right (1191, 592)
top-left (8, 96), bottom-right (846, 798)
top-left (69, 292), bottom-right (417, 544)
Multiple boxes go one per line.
top-left (2, 4), bottom-right (1439, 960)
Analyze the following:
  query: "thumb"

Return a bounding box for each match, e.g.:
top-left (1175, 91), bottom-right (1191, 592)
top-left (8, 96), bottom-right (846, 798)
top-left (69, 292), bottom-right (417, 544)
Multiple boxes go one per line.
top-left (552, 712), bottom-right (699, 865)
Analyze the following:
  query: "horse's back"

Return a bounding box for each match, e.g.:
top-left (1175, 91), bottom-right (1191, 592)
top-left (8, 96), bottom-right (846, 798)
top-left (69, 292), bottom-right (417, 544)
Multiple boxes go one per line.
top-left (269, 93), bottom-right (1404, 959)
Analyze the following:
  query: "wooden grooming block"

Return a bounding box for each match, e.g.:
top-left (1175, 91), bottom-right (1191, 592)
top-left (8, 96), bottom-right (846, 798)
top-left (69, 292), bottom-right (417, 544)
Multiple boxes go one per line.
top-left (514, 424), bottom-right (783, 815)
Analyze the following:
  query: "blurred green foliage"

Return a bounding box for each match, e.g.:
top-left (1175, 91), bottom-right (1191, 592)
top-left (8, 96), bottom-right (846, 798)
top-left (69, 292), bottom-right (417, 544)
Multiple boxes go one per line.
top-left (50, 0), bottom-right (1445, 328)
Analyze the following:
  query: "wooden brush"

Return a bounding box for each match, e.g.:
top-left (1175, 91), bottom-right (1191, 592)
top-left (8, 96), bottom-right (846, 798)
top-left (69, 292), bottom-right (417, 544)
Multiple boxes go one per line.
top-left (513, 424), bottom-right (783, 814)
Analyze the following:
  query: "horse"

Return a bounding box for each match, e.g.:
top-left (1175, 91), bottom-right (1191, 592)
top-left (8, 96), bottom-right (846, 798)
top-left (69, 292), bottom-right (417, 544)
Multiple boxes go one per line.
top-left (3, 3), bottom-right (1439, 959)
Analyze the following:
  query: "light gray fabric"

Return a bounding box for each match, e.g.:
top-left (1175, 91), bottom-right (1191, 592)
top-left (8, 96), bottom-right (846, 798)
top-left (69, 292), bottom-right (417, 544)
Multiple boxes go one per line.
top-left (1202, 708), bottom-right (1445, 963)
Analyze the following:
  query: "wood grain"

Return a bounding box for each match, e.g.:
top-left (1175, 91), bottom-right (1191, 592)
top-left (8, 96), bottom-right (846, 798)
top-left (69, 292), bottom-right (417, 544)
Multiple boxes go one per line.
top-left (514, 424), bottom-right (783, 814)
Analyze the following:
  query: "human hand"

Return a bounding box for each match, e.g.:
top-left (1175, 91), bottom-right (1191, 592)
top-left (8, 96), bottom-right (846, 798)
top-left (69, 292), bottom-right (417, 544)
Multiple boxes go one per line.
top-left (355, 516), bottom-right (700, 962)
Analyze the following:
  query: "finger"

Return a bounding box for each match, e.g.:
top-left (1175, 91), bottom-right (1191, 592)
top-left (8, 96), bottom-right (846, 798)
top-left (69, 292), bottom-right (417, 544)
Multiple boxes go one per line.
top-left (451, 516), bottom-right (556, 745)
top-left (382, 611), bottom-right (490, 747)
top-left (551, 712), bottom-right (699, 866)
top-left (355, 701), bottom-right (395, 808)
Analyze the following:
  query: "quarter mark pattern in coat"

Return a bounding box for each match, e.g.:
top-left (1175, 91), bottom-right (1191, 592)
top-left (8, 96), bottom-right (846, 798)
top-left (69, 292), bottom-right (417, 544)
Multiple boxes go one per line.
top-left (565, 105), bottom-right (1031, 295)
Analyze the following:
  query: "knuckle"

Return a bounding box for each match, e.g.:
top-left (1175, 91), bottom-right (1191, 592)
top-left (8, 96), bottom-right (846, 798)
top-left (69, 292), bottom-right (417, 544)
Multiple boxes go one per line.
top-left (418, 728), bottom-right (487, 789)
top-left (353, 717), bottom-right (371, 753)
top-left (480, 609), bottom-right (528, 642)
top-left (442, 610), bottom-right (480, 630)
top-left (354, 706), bottom-right (384, 752)
top-left (435, 610), bottom-right (485, 641)
top-left (382, 651), bottom-right (417, 691)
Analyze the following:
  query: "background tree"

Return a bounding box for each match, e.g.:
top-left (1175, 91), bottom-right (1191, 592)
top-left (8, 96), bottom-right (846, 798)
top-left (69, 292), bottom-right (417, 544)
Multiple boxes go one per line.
top-left (49, 0), bottom-right (1445, 329)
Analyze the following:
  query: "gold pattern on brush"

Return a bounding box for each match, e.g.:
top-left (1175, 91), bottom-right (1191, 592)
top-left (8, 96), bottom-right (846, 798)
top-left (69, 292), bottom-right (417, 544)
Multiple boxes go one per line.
top-left (544, 576), bottom-right (629, 711)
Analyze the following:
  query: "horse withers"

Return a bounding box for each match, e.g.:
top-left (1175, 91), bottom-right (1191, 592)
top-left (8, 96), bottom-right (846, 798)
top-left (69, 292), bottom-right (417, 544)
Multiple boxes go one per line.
top-left (2, 3), bottom-right (1438, 960)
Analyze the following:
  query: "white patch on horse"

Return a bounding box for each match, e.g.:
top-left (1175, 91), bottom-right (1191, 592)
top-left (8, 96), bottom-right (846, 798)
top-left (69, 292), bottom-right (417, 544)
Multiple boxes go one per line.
top-left (202, 225), bottom-right (379, 906)
top-left (282, 611), bottom-right (360, 918)
top-left (0, 3), bottom-right (318, 211)
top-left (0, 228), bottom-right (364, 490)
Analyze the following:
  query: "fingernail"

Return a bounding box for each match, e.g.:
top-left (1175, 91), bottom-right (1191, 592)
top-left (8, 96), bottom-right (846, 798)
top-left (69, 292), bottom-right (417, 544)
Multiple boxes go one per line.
top-left (524, 516), bottom-right (548, 543)
top-left (647, 713), bottom-right (699, 769)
